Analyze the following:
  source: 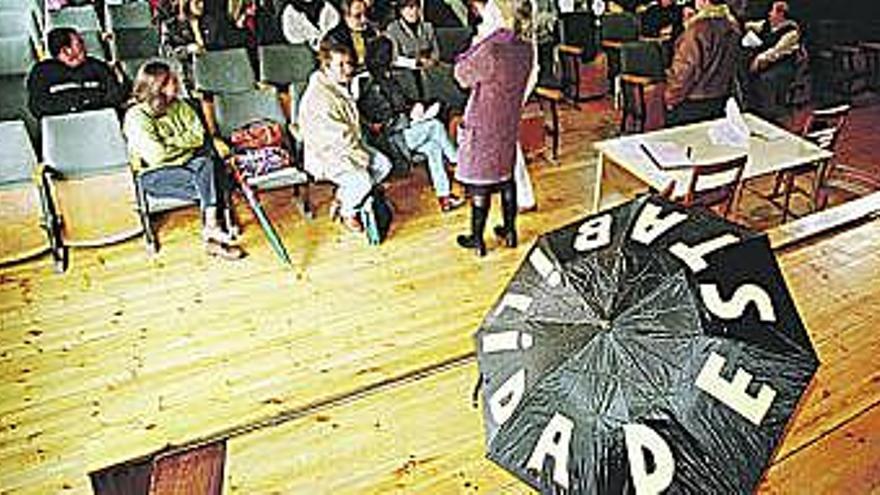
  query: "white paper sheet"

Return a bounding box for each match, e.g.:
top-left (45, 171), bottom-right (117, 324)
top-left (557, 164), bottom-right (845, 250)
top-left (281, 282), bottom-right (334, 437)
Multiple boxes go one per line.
top-left (742, 30), bottom-right (763, 48)
top-left (708, 98), bottom-right (750, 148)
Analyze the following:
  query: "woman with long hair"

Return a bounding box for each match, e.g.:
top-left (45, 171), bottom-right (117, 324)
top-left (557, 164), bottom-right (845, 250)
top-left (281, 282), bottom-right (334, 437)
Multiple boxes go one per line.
top-left (454, 0), bottom-right (534, 256)
top-left (123, 61), bottom-right (245, 260)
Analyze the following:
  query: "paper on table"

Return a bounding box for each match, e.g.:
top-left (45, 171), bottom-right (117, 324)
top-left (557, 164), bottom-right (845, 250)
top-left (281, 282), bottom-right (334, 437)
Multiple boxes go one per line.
top-left (708, 97), bottom-right (750, 148)
top-left (639, 140), bottom-right (694, 169)
top-left (742, 30), bottom-right (763, 48)
top-left (410, 102), bottom-right (440, 123)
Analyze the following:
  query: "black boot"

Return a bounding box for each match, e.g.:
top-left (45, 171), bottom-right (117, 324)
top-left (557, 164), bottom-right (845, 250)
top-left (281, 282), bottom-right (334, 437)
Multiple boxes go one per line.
top-left (457, 195), bottom-right (488, 257)
top-left (495, 180), bottom-right (518, 248)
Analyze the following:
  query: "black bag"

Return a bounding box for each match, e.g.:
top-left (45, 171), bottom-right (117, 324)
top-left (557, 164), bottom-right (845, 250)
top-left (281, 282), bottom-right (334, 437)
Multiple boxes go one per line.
top-left (359, 186), bottom-right (393, 245)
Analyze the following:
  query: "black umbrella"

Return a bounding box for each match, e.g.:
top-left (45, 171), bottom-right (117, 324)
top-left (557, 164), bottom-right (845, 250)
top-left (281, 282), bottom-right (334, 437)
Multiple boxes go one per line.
top-left (475, 195), bottom-right (819, 494)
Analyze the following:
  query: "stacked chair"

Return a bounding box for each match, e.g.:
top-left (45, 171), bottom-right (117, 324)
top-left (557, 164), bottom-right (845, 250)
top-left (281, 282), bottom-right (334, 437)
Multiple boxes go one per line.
top-left (600, 11), bottom-right (640, 84)
top-left (557, 11), bottom-right (607, 101)
top-left (0, 120), bottom-right (63, 271)
top-left (41, 108), bottom-right (143, 269)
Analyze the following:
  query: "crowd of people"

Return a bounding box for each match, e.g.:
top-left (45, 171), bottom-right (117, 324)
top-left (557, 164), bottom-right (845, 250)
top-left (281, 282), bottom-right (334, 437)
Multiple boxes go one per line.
top-left (24, 0), bottom-right (806, 260)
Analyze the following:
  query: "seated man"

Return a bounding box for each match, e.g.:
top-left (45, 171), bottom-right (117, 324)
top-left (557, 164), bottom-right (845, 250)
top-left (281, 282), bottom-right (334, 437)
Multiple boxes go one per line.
top-left (123, 61), bottom-right (245, 260)
top-left (358, 36), bottom-right (464, 213)
top-left (26, 27), bottom-right (128, 119)
top-left (744, 1), bottom-right (800, 121)
top-left (298, 37), bottom-right (392, 232)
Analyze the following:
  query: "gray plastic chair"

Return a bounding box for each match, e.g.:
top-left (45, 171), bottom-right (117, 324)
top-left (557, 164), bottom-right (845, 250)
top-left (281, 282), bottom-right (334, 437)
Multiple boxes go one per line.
top-left (105, 2), bottom-right (152, 31)
top-left (41, 108), bottom-right (142, 265)
top-left (46, 4), bottom-right (101, 32)
top-left (0, 120), bottom-right (63, 269)
top-left (0, 36), bottom-right (38, 144)
top-left (193, 48), bottom-right (256, 94)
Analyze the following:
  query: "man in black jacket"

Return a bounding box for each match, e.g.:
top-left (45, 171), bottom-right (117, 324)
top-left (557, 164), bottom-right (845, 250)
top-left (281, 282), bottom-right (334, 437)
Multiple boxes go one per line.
top-left (324, 0), bottom-right (378, 70)
top-left (26, 27), bottom-right (128, 118)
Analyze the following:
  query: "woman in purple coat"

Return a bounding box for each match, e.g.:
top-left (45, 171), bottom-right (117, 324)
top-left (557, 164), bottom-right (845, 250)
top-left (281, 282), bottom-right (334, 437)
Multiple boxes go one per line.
top-left (454, 0), bottom-right (534, 257)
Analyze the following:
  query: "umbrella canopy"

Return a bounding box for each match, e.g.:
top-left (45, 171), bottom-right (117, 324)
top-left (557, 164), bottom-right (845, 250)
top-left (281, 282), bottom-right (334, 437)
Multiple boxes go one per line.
top-left (475, 195), bottom-right (819, 494)
top-left (228, 162), bottom-right (292, 267)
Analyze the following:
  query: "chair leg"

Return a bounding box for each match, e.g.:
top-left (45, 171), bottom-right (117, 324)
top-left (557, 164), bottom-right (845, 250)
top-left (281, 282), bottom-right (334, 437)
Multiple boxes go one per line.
top-left (781, 172), bottom-right (796, 223)
top-left (294, 182), bottom-right (314, 220)
top-left (133, 175), bottom-right (159, 255)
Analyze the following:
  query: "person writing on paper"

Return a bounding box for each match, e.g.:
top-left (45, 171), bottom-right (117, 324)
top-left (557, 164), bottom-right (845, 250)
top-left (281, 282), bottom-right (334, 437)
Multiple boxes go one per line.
top-left (453, 0), bottom-right (533, 257)
top-left (281, 0), bottom-right (340, 49)
top-left (664, 0), bottom-right (740, 126)
top-left (743, 1), bottom-right (800, 121)
top-left (386, 0), bottom-right (440, 69)
top-left (358, 36), bottom-right (465, 212)
top-left (298, 38), bottom-right (392, 233)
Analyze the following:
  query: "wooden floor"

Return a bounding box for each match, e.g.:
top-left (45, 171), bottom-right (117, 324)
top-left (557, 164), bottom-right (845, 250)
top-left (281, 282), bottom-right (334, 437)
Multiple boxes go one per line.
top-left (1, 98), bottom-right (879, 494)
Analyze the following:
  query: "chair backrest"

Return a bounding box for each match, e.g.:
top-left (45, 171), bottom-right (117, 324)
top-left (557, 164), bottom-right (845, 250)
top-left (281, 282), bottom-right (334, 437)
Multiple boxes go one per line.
top-left (0, 11), bottom-right (40, 45)
top-left (148, 442), bottom-right (225, 495)
top-left (558, 12), bottom-right (600, 61)
top-left (42, 108), bottom-right (129, 176)
top-left (213, 87), bottom-right (287, 138)
top-left (0, 120), bottom-right (38, 187)
top-left (801, 104), bottom-right (850, 152)
top-left (193, 48), bottom-right (256, 94)
top-left (110, 27), bottom-right (159, 60)
top-left (683, 154), bottom-right (748, 217)
top-left (106, 2), bottom-right (152, 31)
top-left (601, 12), bottom-right (639, 42)
top-left (435, 26), bottom-right (471, 63)
top-left (257, 43), bottom-right (314, 87)
top-left (0, 35), bottom-right (36, 76)
top-left (80, 29), bottom-right (108, 60)
top-left (620, 40), bottom-right (665, 79)
top-left (46, 4), bottom-right (101, 32)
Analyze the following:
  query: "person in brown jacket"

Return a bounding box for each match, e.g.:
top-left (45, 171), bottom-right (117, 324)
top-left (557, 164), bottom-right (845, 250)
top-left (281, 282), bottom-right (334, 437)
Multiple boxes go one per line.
top-left (664, 0), bottom-right (741, 126)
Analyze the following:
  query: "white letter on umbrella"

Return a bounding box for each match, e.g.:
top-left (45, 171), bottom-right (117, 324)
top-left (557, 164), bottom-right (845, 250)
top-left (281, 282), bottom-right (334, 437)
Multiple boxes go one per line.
top-left (700, 283), bottom-right (776, 322)
top-left (574, 214), bottom-right (612, 252)
top-left (668, 234), bottom-right (740, 274)
top-left (630, 202), bottom-right (689, 246)
top-left (624, 423), bottom-right (676, 495)
top-left (695, 351), bottom-right (778, 425)
top-left (526, 412), bottom-right (574, 489)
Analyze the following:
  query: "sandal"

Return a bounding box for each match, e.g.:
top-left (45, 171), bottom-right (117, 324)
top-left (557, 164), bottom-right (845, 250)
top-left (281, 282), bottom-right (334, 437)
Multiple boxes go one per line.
top-left (203, 227), bottom-right (239, 245)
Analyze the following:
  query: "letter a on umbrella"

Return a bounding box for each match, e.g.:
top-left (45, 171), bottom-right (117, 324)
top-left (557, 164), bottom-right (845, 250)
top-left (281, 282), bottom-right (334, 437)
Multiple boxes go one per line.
top-left (474, 195), bottom-right (819, 494)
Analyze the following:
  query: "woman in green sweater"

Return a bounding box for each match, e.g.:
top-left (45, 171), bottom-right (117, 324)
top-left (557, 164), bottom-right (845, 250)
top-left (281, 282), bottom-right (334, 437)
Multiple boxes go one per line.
top-left (123, 61), bottom-right (245, 260)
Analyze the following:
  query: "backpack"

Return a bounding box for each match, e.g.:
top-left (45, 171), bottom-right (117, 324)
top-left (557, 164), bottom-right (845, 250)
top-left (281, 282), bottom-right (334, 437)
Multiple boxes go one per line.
top-left (359, 187), bottom-right (393, 245)
top-left (229, 119), bottom-right (291, 178)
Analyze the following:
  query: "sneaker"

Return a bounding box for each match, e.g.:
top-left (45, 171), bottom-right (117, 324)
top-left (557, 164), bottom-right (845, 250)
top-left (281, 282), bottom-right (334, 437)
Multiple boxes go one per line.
top-left (205, 239), bottom-right (246, 260)
top-left (438, 194), bottom-right (465, 213)
top-left (203, 226), bottom-right (238, 245)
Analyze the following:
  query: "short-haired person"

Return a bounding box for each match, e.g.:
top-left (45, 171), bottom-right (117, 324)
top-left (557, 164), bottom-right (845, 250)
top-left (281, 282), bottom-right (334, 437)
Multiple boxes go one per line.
top-left (664, 0), bottom-right (741, 126)
top-left (385, 0), bottom-right (440, 69)
top-left (744, 1), bottom-right (800, 121)
top-left (123, 61), bottom-right (245, 260)
top-left (454, 0), bottom-right (533, 257)
top-left (27, 28), bottom-right (128, 119)
top-left (298, 38), bottom-right (392, 232)
top-left (324, 0), bottom-right (379, 70)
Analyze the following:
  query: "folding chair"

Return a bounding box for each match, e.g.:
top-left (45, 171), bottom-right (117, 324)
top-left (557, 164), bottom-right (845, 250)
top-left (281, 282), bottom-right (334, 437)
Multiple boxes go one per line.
top-left (213, 87), bottom-right (310, 218)
top-left (681, 154), bottom-right (748, 219)
top-left (0, 120), bottom-right (63, 270)
top-left (766, 104), bottom-right (850, 221)
top-left (105, 2), bottom-right (152, 31)
top-left (257, 43), bottom-right (315, 121)
top-left (601, 11), bottom-right (640, 83)
top-left (557, 12), bottom-right (607, 101)
top-left (618, 40), bottom-right (666, 134)
top-left (41, 108), bottom-right (143, 269)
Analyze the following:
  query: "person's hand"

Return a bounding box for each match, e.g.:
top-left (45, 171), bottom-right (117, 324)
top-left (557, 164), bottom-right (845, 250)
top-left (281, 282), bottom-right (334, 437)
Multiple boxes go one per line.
top-left (750, 56), bottom-right (766, 73)
top-left (418, 57), bottom-right (436, 69)
top-left (369, 122), bottom-right (384, 134)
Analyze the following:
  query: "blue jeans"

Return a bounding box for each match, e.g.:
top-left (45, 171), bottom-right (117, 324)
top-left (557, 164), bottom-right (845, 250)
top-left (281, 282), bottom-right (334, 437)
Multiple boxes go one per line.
top-left (331, 146), bottom-right (392, 218)
top-left (140, 154), bottom-right (227, 212)
top-left (402, 118), bottom-right (456, 197)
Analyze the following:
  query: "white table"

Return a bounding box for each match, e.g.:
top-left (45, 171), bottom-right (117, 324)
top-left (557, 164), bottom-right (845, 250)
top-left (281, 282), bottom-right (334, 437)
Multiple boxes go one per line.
top-left (592, 113), bottom-right (834, 212)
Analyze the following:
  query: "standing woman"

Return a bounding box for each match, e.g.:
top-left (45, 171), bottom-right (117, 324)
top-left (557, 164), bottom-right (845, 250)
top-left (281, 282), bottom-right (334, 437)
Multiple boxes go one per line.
top-left (454, 0), bottom-right (534, 256)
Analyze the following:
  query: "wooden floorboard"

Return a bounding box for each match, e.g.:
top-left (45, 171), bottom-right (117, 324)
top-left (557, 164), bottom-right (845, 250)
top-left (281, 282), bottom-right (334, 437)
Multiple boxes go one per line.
top-left (1, 98), bottom-right (879, 494)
